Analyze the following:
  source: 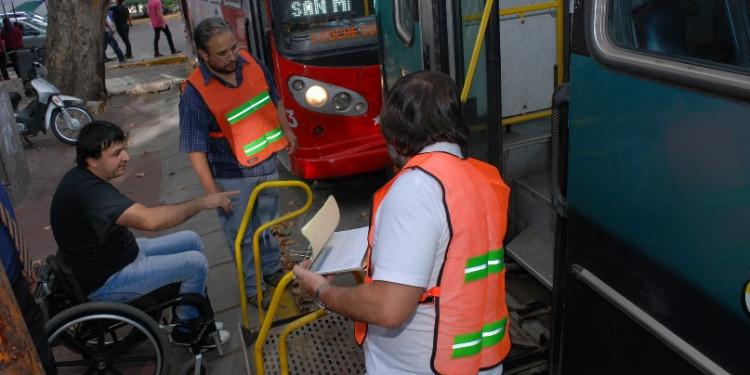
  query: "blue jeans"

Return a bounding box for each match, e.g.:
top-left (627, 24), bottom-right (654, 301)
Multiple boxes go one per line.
top-left (105, 30), bottom-right (125, 62)
top-left (216, 172), bottom-right (282, 298)
top-left (88, 231), bottom-right (207, 320)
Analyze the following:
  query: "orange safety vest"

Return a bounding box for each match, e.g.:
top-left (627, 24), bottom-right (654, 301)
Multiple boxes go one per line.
top-left (184, 51), bottom-right (288, 167)
top-left (355, 151), bottom-right (511, 375)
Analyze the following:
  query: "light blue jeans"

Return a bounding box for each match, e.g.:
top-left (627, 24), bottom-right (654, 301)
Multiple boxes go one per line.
top-left (88, 230), bottom-right (207, 320)
top-left (216, 172), bottom-right (282, 298)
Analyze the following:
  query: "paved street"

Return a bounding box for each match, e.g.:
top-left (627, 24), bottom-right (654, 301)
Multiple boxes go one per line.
top-left (105, 12), bottom-right (189, 66)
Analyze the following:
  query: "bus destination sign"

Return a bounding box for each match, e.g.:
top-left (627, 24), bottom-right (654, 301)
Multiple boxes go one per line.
top-left (287, 0), bottom-right (353, 19)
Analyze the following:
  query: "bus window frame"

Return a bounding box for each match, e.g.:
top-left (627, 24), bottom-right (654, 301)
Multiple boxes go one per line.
top-left (586, 0), bottom-right (750, 104)
top-left (394, 0), bottom-right (415, 46)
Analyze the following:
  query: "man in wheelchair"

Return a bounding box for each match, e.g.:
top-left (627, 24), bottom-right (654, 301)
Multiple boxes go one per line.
top-left (49, 120), bottom-right (234, 349)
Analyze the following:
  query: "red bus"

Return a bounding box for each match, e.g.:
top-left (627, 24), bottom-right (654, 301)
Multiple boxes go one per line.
top-left (180, 0), bottom-right (386, 180)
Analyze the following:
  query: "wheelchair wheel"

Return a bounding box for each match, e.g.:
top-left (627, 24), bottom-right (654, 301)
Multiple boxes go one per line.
top-left (46, 301), bottom-right (170, 375)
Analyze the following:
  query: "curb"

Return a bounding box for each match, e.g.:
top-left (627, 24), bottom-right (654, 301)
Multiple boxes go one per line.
top-left (105, 55), bottom-right (192, 96)
top-left (106, 53), bottom-right (188, 71)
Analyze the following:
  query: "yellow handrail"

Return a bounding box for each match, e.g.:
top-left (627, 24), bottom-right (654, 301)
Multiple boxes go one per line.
top-left (461, 0), bottom-right (496, 103)
top-left (235, 180), bottom-right (313, 329)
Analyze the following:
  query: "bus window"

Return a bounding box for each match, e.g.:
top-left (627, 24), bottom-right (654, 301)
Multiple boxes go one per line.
top-left (273, 0), bottom-right (377, 56)
top-left (590, 0), bottom-right (750, 102)
top-left (609, 0), bottom-right (746, 69)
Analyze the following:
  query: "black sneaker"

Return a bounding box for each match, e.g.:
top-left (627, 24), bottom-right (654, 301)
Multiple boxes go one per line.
top-left (263, 269), bottom-right (286, 287)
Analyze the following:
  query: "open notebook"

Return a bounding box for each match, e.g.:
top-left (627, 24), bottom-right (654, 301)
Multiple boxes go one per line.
top-left (301, 195), bottom-right (369, 274)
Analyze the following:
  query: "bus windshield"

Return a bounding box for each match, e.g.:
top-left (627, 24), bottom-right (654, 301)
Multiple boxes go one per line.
top-left (273, 0), bottom-right (377, 56)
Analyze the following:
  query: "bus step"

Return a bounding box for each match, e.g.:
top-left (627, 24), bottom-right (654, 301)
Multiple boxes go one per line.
top-left (506, 224), bottom-right (554, 290)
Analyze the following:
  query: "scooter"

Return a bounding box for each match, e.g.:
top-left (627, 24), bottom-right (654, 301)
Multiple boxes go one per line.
top-left (9, 47), bottom-right (94, 145)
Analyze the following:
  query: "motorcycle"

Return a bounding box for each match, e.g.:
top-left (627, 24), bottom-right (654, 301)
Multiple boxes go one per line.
top-left (9, 47), bottom-right (94, 145)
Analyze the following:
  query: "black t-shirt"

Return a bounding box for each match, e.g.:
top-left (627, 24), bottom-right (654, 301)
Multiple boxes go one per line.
top-left (50, 167), bottom-right (139, 295)
top-left (109, 4), bottom-right (129, 26)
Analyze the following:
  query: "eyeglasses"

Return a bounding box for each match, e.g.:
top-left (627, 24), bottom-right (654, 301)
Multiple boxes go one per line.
top-left (213, 47), bottom-right (242, 61)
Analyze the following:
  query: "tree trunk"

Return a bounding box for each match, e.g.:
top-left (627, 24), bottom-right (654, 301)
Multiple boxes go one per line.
top-left (46, 0), bottom-right (108, 101)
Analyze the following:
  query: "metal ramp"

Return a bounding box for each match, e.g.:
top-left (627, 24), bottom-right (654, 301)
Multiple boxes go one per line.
top-left (259, 313), bottom-right (365, 375)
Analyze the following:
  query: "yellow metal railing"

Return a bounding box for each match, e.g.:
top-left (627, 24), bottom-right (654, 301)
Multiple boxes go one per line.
top-left (235, 180), bottom-right (313, 329)
top-left (461, 0), bottom-right (564, 126)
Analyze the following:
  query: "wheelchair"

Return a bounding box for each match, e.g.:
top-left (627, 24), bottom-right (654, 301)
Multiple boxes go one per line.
top-left (38, 252), bottom-right (225, 375)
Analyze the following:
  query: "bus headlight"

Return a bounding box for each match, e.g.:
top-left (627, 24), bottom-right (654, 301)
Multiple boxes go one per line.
top-left (288, 76), bottom-right (369, 116)
top-left (305, 85), bottom-right (327, 107)
top-left (332, 92), bottom-right (350, 111)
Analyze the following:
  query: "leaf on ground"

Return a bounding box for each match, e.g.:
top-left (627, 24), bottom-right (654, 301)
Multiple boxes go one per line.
top-left (280, 238), bottom-right (295, 246)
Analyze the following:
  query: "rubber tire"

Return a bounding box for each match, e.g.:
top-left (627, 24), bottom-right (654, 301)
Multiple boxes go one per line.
top-left (45, 301), bottom-right (170, 375)
top-left (50, 105), bottom-right (94, 145)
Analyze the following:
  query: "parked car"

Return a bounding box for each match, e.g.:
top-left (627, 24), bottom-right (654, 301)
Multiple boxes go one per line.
top-left (0, 11), bottom-right (47, 27)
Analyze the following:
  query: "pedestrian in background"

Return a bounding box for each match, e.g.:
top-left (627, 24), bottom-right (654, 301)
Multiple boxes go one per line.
top-left (178, 17), bottom-right (297, 310)
top-left (105, 12), bottom-right (127, 64)
top-left (293, 71), bottom-right (512, 375)
top-left (110, 0), bottom-right (133, 59)
top-left (147, 0), bottom-right (180, 57)
top-left (0, 16), bottom-right (23, 79)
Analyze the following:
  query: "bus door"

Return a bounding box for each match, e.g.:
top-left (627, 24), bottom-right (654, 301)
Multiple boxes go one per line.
top-left (375, 0), bottom-right (498, 164)
top-left (554, 0), bottom-right (750, 373)
top-left (376, 0), bottom-right (464, 91)
top-left (377, 0), bottom-right (562, 372)
top-left (245, 0), bottom-right (269, 65)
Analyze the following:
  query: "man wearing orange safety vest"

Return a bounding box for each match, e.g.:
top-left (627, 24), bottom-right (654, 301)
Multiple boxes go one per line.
top-left (179, 17), bottom-right (298, 309)
top-left (293, 71), bottom-right (511, 374)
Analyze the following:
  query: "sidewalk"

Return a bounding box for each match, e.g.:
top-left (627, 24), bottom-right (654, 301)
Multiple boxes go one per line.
top-left (13, 60), bottom-right (259, 374)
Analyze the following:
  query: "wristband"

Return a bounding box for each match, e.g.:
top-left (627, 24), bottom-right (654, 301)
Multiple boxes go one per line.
top-left (315, 282), bottom-right (333, 313)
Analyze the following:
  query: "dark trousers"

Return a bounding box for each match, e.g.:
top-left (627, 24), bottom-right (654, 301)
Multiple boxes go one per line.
top-left (153, 25), bottom-right (177, 54)
top-left (0, 48), bottom-right (20, 79)
top-left (115, 23), bottom-right (132, 58)
top-left (12, 277), bottom-right (57, 375)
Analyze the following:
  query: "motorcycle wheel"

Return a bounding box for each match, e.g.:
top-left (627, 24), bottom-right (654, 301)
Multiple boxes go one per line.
top-left (51, 105), bottom-right (94, 145)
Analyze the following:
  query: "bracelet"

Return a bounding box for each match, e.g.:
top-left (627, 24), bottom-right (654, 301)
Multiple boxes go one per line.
top-left (315, 282), bottom-right (333, 313)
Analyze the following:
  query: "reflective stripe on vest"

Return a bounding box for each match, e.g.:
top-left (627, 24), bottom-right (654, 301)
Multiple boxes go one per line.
top-left (355, 151), bottom-right (511, 375)
top-left (452, 317), bottom-right (508, 359)
top-left (186, 51), bottom-right (287, 167)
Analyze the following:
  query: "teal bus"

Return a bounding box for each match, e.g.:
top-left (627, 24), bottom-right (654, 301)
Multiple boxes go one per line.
top-left (376, 0), bottom-right (750, 374)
